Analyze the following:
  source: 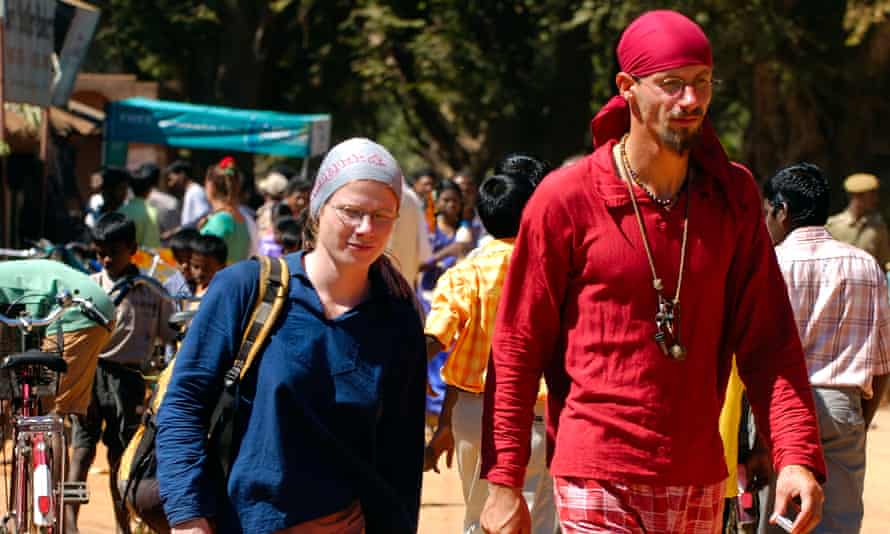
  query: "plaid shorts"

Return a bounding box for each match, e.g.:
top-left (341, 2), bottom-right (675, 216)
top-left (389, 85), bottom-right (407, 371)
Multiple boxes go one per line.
top-left (554, 476), bottom-right (725, 534)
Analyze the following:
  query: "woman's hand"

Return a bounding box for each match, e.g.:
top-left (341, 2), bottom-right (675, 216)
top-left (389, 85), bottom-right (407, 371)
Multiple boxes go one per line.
top-left (172, 517), bottom-right (214, 534)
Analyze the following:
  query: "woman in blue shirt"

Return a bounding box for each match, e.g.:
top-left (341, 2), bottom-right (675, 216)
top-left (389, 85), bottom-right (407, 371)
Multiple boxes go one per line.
top-left (157, 138), bottom-right (426, 534)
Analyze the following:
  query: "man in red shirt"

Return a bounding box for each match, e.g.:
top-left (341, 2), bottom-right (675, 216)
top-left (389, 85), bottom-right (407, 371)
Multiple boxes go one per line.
top-left (479, 10), bottom-right (826, 534)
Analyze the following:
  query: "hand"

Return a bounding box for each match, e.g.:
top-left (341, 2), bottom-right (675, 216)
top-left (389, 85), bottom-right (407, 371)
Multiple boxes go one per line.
top-left (172, 517), bottom-right (213, 534)
top-left (744, 440), bottom-right (773, 492)
top-left (481, 484), bottom-right (531, 534)
top-left (424, 424), bottom-right (454, 473)
top-left (771, 464), bottom-right (823, 534)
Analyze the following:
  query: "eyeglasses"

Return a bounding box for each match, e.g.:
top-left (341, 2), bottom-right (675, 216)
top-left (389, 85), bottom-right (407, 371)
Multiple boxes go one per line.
top-left (631, 75), bottom-right (721, 98)
top-left (332, 205), bottom-right (398, 228)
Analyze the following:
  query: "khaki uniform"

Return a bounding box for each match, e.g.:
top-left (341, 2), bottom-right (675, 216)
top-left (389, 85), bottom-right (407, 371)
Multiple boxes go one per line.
top-left (826, 209), bottom-right (890, 270)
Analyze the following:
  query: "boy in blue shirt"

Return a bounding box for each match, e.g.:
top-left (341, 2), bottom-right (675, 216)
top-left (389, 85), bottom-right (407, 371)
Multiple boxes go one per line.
top-left (163, 228), bottom-right (200, 297)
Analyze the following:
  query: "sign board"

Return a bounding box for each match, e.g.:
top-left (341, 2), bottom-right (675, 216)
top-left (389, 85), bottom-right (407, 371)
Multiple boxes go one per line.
top-left (3, 0), bottom-right (55, 107)
top-left (51, 1), bottom-right (101, 107)
top-left (310, 117), bottom-right (331, 157)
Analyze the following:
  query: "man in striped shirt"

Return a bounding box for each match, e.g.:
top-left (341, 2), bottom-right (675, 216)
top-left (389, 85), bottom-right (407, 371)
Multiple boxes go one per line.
top-left (763, 162), bottom-right (890, 533)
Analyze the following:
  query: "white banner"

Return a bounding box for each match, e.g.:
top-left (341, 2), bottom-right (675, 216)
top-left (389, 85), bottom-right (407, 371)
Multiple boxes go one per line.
top-left (4, 0), bottom-right (55, 107)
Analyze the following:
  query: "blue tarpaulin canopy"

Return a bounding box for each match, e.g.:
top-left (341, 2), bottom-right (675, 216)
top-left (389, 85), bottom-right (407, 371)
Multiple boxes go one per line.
top-left (103, 97), bottom-right (331, 163)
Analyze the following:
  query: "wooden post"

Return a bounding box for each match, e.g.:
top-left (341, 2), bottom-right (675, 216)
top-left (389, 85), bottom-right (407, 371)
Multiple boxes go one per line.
top-left (0, 14), bottom-right (7, 248)
top-left (39, 107), bottom-right (48, 240)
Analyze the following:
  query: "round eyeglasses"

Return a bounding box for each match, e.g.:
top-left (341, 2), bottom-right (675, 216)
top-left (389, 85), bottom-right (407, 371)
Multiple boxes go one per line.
top-left (332, 205), bottom-right (398, 228)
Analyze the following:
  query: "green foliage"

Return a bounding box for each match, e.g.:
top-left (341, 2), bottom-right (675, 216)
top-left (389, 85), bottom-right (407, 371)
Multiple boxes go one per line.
top-left (83, 1), bottom-right (890, 184)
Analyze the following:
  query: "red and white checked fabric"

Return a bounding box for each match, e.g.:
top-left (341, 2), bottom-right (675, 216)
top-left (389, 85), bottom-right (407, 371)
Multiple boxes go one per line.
top-left (553, 476), bottom-right (724, 534)
top-left (775, 227), bottom-right (890, 398)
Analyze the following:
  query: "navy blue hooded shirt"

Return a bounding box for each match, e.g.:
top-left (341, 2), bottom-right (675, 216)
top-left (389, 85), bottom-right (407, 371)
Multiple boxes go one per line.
top-left (157, 252), bottom-right (426, 533)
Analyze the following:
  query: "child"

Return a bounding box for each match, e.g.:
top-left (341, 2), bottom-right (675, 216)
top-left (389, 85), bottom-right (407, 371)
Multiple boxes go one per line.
top-left (189, 234), bottom-right (228, 296)
top-left (163, 228), bottom-right (200, 297)
top-left (274, 214), bottom-right (304, 255)
top-left (423, 154), bottom-right (557, 534)
top-left (67, 212), bottom-right (177, 533)
top-left (258, 201), bottom-right (293, 257)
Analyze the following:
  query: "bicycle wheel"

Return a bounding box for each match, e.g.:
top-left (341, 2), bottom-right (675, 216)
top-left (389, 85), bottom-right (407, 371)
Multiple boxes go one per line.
top-left (34, 430), bottom-right (64, 534)
top-left (8, 430), bottom-right (62, 534)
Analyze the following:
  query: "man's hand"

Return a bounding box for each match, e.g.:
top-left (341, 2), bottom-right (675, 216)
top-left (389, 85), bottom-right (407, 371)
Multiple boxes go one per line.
top-left (424, 424), bottom-right (455, 473)
top-left (481, 484), bottom-right (531, 534)
top-left (172, 518), bottom-right (213, 534)
top-left (771, 464), bottom-right (823, 534)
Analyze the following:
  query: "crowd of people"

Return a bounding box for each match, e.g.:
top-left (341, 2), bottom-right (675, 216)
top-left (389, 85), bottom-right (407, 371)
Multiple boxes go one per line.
top-left (3, 8), bottom-right (890, 534)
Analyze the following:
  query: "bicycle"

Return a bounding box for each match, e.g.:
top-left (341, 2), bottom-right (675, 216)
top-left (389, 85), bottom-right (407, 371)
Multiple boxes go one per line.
top-left (0, 291), bottom-right (111, 533)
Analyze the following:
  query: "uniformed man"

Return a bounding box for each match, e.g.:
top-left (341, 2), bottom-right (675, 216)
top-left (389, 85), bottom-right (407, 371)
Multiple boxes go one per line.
top-left (826, 173), bottom-right (890, 270)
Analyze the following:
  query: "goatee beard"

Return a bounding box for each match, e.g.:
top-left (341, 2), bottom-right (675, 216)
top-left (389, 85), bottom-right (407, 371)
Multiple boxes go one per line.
top-left (661, 124), bottom-right (703, 154)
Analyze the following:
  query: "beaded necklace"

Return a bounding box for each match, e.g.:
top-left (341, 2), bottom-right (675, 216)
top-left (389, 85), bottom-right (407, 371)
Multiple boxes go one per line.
top-left (614, 135), bottom-right (689, 360)
top-left (619, 135), bottom-right (679, 209)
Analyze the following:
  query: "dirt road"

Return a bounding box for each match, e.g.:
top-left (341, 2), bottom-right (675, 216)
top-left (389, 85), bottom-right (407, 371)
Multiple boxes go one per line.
top-left (6, 406), bottom-right (890, 532)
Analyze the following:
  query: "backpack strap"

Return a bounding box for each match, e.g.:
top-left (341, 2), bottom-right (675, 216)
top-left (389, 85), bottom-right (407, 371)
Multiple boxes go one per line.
top-left (222, 256), bottom-right (289, 387)
top-left (207, 255), bottom-right (290, 480)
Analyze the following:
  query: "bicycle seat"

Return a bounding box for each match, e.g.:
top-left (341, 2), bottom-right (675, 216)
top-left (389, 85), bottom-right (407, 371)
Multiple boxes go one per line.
top-left (0, 350), bottom-right (67, 373)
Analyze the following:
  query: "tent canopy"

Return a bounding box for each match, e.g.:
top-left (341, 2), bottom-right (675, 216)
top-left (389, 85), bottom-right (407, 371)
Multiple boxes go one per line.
top-left (103, 97), bottom-right (331, 161)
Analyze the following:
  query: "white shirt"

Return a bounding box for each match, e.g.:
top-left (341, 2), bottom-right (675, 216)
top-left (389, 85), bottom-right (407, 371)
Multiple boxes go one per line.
top-left (776, 226), bottom-right (890, 397)
top-left (148, 190), bottom-right (181, 234)
top-left (239, 205), bottom-right (260, 257)
top-left (181, 182), bottom-right (211, 227)
top-left (388, 185), bottom-right (432, 285)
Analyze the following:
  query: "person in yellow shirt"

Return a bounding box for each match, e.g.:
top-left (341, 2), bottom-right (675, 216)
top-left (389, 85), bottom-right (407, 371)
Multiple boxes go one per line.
top-left (423, 154), bottom-right (557, 534)
top-left (719, 357), bottom-right (772, 533)
top-left (825, 173), bottom-right (890, 270)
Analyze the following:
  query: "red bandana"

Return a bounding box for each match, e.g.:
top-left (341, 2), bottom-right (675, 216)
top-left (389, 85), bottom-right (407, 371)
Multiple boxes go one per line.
top-left (617, 10), bottom-right (712, 78)
top-left (590, 10), bottom-right (733, 195)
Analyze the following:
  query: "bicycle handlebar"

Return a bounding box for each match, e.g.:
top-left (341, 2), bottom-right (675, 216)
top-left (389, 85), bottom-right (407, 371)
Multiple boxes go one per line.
top-left (0, 291), bottom-right (111, 329)
top-left (0, 247), bottom-right (41, 258)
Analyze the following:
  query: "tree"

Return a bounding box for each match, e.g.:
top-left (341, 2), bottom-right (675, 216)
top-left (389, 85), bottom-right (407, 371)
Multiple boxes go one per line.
top-left (82, 0), bottom-right (890, 196)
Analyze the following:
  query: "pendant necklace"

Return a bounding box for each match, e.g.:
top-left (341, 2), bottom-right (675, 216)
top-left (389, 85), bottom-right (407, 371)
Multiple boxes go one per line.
top-left (615, 134), bottom-right (689, 361)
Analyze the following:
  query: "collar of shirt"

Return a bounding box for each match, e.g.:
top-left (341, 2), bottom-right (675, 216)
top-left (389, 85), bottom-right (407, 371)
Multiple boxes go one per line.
top-left (835, 209), bottom-right (870, 227)
top-left (778, 226), bottom-right (833, 248)
top-left (288, 251), bottom-right (389, 321)
top-left (587, 140), bottom-right (716, 210)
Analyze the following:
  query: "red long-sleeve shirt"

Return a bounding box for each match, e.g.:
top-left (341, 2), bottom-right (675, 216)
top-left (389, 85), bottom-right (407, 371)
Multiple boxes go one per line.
top-left (481, 141), bottom-right (826, 488)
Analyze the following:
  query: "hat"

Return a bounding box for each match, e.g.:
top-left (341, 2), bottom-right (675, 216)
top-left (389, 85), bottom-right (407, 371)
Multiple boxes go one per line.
top-left (258, 171), bottom-right (289, 196)
top-left (844, 173), bottom-right (880, 193)
top-left (310, 138), bottom-right (403, 218)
